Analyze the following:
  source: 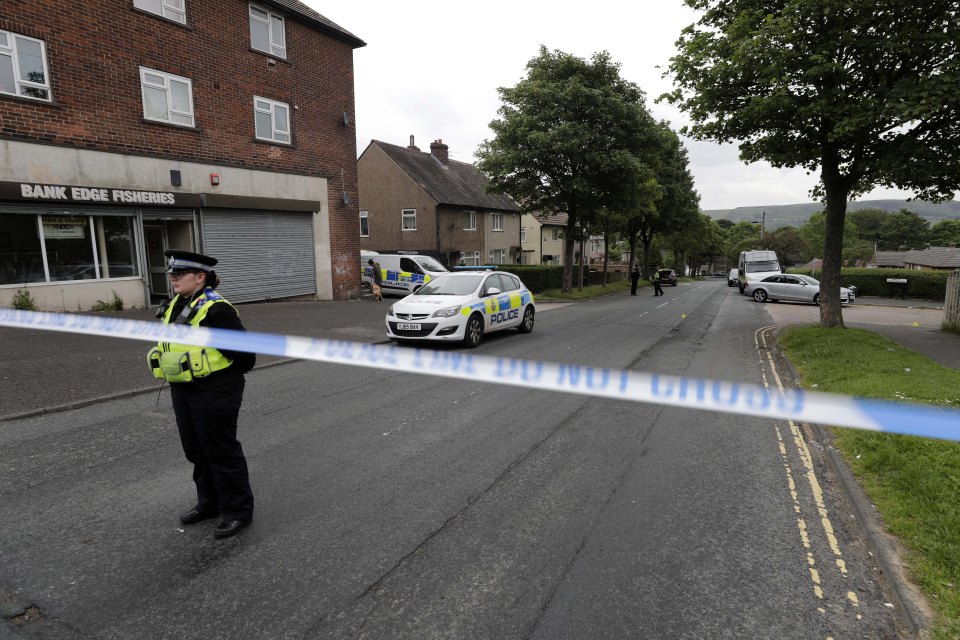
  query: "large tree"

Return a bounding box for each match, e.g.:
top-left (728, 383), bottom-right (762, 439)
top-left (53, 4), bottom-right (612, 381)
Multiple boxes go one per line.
top-left (930, 219), bottom-right (960, 247)
top-left (876, 209), bottom-right (931, 250)
top-left (623, 123), bottom-right (701, 278)
top-left (477, 47), bottom-right (660, 291)
top-left (663, 0), bottom-right (960, 327)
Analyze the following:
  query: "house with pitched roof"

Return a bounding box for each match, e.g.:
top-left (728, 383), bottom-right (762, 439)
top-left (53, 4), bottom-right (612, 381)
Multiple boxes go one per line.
top-left (901, 246), bottom-right (960, 270)
top-left (358, 138), bottom-right (521, 266)
top-left (519, 213), bottom-right (568, 265)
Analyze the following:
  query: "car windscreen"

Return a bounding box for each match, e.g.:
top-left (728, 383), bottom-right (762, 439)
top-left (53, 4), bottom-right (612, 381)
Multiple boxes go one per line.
top-left (417, 256), bottom-right (447, 273)
top-left (414, 275), bottom-right (482, 296)
top-left (796, 275), bottom-right (820, 285)
top-left (745, 260), bottom-right (779, 273)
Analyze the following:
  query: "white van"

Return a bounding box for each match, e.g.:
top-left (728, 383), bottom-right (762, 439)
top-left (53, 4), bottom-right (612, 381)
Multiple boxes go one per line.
top-left (738, 250), bottom-right (780, 294)
top-left (361, 253), bottom-right (448, 296)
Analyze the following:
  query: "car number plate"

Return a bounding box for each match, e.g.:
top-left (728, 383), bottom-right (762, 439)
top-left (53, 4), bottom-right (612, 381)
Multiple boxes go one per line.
top-left (397, 323), bottom-right (421, 331)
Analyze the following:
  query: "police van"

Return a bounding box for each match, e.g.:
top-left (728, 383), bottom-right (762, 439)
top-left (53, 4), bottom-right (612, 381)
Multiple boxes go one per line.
top-left (361, 253), bottom-right (448, 296)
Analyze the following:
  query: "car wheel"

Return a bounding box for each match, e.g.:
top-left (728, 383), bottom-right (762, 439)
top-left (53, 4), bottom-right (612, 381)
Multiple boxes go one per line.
top-left (463, 314), bottom-right (483, 348)
top-left (728, 281), bottom-right (734, 287)
top-left (813, 293), bottom-right (820, 305)
top-left (753, 289), bottom-right (768, 302)
top-left (517, 305), bottom-right (535, 333)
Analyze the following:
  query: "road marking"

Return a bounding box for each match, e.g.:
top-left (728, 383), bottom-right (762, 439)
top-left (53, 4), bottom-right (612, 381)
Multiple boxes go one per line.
top-left (657, 302), bottom-right (670, 308)
top-left (756, 326), bottom-right (850, 611)
top-left (635, 312), bottom-right (649, 319)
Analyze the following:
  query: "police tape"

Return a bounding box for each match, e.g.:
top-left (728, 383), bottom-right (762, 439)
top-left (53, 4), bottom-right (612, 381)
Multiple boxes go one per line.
top-left (1, 308), bottom-right (958, 441)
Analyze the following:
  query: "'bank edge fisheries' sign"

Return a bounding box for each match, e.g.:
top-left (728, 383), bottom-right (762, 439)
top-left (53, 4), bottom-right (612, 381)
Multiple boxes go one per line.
top-left (0, 181), bottom-right (202, 207)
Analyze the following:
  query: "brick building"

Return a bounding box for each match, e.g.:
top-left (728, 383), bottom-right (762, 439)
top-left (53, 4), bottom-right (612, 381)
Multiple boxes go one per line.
top-left (358, 138), bottom-right (521, 266)
top-left (0, 0), bottom-right (364, 310)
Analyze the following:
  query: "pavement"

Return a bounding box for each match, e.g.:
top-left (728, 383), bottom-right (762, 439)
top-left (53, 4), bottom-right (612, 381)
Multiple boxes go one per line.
top-left (0, 293), bottom-right (957, 420)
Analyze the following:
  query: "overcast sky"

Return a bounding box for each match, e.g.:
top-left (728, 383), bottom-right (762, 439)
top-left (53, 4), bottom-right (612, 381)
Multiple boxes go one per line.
top-left (307, 1), bottom-right (917, 211)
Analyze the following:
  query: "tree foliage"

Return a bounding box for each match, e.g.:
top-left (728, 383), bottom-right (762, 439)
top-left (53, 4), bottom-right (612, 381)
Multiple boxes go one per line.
top-left (875, 209), bottom-right (931, 250)
top-left (663, 0), bottom-right (960, 327)
top-left (930, 219), bottom-right (960, 246)
top-left (477, 47), bottom-right (661, 291)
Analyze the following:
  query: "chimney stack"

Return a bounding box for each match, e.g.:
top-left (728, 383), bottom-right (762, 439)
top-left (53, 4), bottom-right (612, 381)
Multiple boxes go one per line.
top-left (407, 134), bottom-right (420, 151)
top-left (430, 138), bottom-right (449, 165)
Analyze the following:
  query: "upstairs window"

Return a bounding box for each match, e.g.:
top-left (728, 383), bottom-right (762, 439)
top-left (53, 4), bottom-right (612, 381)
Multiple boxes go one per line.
top-left (520, 226), bottom-right (526, 243)
top-left (254, 96), bottom-right (290, 143)
top-left (249, 4), bottom-right (286, 58)
top-left (133, 0), bottom-right (186, 24)
top-left (140, 67), bottom-right (194, 127)
top-left (402, 209), bottom-right (417, 231)
top-left (359, 210), bottom-right (369, 237)
top-left (492, 213), bottom-right (503, 231)
top-left (464, 210), bottom-right (476, 231)
top-left (0, 31), bottom-right (52, 101)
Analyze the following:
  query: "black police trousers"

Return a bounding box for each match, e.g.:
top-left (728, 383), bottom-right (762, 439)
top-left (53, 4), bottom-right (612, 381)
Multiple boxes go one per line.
top-left (171, 378), bottom-right (254, 520)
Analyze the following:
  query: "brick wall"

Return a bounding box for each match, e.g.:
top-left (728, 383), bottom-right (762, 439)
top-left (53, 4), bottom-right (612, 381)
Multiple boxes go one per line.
top-left (0, 0), bottom-right (362, 298)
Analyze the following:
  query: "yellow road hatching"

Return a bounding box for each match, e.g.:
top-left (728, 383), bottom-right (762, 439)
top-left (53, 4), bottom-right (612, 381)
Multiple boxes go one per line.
top-left (756, 327), bottom-right (851, 609)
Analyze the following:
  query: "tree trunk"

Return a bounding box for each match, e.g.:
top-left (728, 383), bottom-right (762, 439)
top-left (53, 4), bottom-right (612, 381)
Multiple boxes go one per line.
top-left (641, 234), bottom-right (653, 279)
top-left (820, 165), bottom-right (848, 329)
top-left (562, 216), bottom-right (577, 292)
top-left (602, 231), bottom-right (609, 286)
top-left (628, 232), bottom-right (639, 273)
top-left (578, 235), bottom-right (585, 291)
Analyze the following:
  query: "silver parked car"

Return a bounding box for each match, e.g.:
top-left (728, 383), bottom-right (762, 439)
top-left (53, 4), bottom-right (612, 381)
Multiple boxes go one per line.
top-left (744, 274), bottom-right (855, 305)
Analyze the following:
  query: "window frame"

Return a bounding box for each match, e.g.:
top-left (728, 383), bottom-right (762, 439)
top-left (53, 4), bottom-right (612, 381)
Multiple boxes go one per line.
top-left (492, 212), bottom-right (503, 232)
top-left (249, 3), bottom-right (287, 59)
top-left (520, 226), bottom-right (526, 243)
top-left (133, 0), bottom-right (187, 24)
top-left (489, 248), bottom-right (505, 264)
top-left (459, 251), bottom-right (480, 266)
top-left (0, 30), bottom-right (53, 102)
top-left (359, 210), bottom-right (369, 237)
top-left (463, 210), bottom-right (476, 231)
top-left (401, 208), bottom-right (417, 231)
top-left (253, 95), bottom-right (291, 144)
top-left (139, 66), bottom-right (195, 128)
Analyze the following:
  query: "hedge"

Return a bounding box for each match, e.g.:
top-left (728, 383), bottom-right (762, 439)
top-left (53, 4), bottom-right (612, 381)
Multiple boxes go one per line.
top-left (787, 267), bottom-right (949, 301)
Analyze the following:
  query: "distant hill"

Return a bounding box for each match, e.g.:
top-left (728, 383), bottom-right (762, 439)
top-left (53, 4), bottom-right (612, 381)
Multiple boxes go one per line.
top-left (704, 199), bottom-right (960, 230)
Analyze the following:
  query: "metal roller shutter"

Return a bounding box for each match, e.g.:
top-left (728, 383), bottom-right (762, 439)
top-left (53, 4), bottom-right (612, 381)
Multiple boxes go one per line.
top-left (201, 209), bottom-right (316, 303)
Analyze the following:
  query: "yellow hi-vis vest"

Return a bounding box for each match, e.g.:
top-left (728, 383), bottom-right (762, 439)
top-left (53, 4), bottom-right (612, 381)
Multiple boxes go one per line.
top-left (146, 288), bottom-right (236, 383)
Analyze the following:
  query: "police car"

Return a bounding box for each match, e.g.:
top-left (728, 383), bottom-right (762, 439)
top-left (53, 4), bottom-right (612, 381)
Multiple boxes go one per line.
top-left (385, 270), bottom-right (535, 348)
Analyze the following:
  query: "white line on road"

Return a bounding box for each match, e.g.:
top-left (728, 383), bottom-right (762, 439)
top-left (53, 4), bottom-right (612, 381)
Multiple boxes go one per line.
top-left (657, 302), bottom-right (670, 308)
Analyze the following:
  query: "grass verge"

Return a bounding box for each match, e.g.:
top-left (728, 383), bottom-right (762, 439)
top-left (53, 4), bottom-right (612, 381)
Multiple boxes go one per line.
top-left (537, 279), bottom-right (632, 301)
top-left (779, 327), bottom-right (960, 639)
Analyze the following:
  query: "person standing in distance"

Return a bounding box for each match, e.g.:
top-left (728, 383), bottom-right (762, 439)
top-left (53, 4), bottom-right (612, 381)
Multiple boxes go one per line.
top-left (652, 269), bottom-right (665, 296)
top-left (367, 258), bottom-right (383, 301)
top-left (630, 265), bottom-right (640, 296)
top-left (147, 250), bottom-right (256, 539)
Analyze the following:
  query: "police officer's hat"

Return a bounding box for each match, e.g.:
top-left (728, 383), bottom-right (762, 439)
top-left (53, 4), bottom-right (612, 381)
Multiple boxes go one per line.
top-left (164, 250), bottom-right (218, 273)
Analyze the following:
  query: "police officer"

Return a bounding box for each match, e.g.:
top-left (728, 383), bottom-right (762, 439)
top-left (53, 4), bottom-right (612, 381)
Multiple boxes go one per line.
top-left (652, 269), bottom-right (665, 297)
top-left (147, 250), bottom-right (256, 539)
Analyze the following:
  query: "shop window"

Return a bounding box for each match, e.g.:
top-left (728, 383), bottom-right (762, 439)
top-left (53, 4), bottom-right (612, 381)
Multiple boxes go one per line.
top-left (1, 213), bottom-right (141, 285)
top-left (254, 96), bottom-right (290, 144)
top-left (249, 4), bottom-right (286, 58)
top-left (402, 208), bottom-right (416, 231)
top-left (133, 0), bottom-right (186, 24)
top-left (140, 67), bottom-right (194, 127)
top-left (42, 215), bottom-right (96, 281)
top-left (0, 213), bottom-right (45, 285)
top-left (359, 210), bottom-right (369, 237)
top-left (0, 30), bottom-right (52, 101)
top-left (95, 217), bottom-right (140, 278)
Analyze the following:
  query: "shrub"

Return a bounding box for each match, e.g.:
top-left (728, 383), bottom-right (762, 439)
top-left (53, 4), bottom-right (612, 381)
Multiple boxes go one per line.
top-left (11, 288), bottom-right (37, 311)
top-left (91, 290), bottom-right (124, 312)
top-left (498, 265), bottom-right (565, 293)
top-left (788, 267), bottom-right (949, 301)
